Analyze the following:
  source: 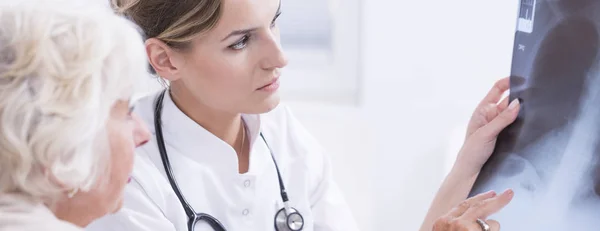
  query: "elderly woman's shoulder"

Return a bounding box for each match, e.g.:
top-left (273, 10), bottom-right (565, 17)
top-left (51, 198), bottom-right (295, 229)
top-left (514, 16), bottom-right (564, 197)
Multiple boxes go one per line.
top-left (0, 194), bottom-right (83, 231)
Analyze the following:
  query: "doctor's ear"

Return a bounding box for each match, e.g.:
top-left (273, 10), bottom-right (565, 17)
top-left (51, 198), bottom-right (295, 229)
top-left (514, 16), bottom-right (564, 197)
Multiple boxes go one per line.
top-left (145, 38), bottom-right (184, 81)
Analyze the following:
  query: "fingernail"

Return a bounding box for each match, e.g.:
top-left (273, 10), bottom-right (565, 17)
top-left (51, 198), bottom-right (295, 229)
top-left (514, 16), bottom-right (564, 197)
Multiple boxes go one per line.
top-left (508, 99), bottom-right (519, 110)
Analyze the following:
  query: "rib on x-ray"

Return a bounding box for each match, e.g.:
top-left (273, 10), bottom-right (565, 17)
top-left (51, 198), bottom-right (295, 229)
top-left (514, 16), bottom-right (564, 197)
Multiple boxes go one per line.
top-left (469, 0), bottom-right (600, 230)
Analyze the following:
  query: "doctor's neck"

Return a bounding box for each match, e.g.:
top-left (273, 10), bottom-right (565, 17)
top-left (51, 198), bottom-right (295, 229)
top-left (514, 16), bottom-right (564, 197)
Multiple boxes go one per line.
top-left (169, 85), bottom-right (248, 171)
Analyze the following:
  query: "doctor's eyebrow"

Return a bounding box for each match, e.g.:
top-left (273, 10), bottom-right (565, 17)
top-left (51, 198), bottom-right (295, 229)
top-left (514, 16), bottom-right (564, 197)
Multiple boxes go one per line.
top-left (220, 0), bottom-right (282, 42)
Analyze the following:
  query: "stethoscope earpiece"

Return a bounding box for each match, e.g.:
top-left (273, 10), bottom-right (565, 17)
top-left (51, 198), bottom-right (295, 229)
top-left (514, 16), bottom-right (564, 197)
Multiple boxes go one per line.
top-left (274, 207), bottom-right (304, 231)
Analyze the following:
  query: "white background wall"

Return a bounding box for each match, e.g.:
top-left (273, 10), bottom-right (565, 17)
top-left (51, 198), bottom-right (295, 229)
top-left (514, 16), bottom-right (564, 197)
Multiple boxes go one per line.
top-left (289, 0), bottom-right (521, 230)
top-left (132, 0), bottom-right (522, 230)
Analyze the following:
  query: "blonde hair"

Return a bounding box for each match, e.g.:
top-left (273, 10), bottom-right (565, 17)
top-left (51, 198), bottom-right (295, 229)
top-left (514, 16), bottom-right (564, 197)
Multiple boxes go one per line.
top-left (0, 0), bottom-right (148, 201)
top-left (110, 0), bottom-right (221, 49)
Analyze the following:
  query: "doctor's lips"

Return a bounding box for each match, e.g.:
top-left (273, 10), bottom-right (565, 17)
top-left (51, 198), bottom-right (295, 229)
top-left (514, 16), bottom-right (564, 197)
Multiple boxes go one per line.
top-left (257, 76), bottom-right (280, 92)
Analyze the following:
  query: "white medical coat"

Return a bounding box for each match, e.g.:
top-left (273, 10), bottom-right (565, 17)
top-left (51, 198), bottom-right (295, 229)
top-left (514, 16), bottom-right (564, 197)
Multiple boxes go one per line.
top-left (86, 91), bottom-right (359, 231)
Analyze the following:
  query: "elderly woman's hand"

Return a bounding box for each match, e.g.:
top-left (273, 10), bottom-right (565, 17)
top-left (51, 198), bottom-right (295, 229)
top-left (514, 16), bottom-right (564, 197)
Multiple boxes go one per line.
top-left (433, 189), bottom-right (513, 231)
top-left (454, 77), bottom-right (521, 178)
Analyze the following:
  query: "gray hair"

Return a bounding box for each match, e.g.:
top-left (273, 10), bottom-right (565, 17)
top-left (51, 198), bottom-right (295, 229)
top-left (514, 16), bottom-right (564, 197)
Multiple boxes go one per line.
top-left (0, 0), bottom-right (147, 201)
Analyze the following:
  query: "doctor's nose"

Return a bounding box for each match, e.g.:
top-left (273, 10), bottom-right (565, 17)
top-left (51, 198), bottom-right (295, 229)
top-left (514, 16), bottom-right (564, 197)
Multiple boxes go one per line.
top-left (260, 35), bottom-right (288, 70)
top-left (131, 112), bottom-right (150, 147)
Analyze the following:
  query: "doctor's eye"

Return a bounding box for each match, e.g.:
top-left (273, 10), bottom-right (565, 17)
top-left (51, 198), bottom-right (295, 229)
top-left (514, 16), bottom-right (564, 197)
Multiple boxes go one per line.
top-left (229, 35), bottom-right (251, 50)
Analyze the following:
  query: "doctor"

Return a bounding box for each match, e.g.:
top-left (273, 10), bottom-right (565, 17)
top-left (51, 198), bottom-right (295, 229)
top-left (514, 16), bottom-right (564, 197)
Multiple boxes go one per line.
top-left (87, 0), bottom-right (521, 230)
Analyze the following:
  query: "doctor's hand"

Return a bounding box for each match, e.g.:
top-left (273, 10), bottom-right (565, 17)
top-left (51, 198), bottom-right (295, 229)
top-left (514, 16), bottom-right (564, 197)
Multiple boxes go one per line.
top-left (453, 77), bottom-right (520, 178)
top-left (433, 189), bottom-right (514, 231)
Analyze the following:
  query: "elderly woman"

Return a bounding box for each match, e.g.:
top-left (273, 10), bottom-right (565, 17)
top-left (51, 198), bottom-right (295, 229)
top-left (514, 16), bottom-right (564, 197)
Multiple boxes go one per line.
top-left (0, 1), bottom-right (150, 230)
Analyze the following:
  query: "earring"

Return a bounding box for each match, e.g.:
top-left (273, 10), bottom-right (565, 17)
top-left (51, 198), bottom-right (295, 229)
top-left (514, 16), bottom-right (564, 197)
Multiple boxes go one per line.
top-left (67, 188), bottom-right (79, 198)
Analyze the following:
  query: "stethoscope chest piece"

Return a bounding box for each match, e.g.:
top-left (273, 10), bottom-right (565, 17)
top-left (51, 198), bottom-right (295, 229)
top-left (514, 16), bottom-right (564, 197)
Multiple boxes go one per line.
top-left (274, 207), bottom-right (304, 231)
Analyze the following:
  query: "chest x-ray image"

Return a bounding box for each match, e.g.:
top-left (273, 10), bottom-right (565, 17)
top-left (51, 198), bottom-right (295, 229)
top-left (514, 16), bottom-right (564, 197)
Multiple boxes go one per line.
top-left (469, 0), bottom-right (600, 230)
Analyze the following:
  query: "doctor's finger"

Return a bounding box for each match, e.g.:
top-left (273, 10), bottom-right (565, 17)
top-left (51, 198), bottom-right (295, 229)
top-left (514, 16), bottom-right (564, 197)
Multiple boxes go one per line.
top-left (477, 77), bottom-right (510, 108)
top-left (477, 99), bottom-right (520, 141)
top-left (486, 219), bottom-right (501, 231)
top-left (447, 190), bottom-right (497, 217)
top-left (482, 96), bottom-right (510, 127)
top-left (496, 96), bottom-right (510, 112)
top-left (463, 219), bottom-right (501, 231)
top-left (461, 189), bottom-right (514, 221)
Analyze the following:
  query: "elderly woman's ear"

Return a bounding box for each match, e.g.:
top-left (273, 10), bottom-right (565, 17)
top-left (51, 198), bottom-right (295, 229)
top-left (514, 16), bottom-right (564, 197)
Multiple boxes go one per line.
top-left (0, 1), bottom-right (150, 230)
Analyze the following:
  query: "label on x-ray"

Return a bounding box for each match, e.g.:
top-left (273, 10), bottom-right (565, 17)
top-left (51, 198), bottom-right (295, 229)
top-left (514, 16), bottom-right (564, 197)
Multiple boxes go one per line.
top-left (517, 0), bottom-right (536, 33)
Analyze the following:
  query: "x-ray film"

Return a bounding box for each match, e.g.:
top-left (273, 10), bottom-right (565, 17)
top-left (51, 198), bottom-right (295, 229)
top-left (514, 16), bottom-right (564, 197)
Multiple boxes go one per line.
top-left (469, 0), bottom-right (600, 230)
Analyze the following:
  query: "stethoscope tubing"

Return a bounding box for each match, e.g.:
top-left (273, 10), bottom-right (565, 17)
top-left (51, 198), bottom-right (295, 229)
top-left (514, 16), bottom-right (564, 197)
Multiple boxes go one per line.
top-left (153, 89), bottom-right (303, 231)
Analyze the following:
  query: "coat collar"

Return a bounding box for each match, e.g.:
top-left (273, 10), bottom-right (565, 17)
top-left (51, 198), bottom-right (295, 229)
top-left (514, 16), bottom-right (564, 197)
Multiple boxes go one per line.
top-left (135, 90), bottom-right (268, 175)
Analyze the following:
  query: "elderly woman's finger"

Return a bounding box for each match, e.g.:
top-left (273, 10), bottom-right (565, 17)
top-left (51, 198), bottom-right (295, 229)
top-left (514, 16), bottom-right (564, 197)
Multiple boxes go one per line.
top-left (461, 189), bottom-right (514, 221)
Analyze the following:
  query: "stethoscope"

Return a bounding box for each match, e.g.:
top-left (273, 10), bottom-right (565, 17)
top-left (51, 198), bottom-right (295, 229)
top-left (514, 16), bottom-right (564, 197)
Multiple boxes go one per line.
top-left (153, 89), bottom-right (304, 231)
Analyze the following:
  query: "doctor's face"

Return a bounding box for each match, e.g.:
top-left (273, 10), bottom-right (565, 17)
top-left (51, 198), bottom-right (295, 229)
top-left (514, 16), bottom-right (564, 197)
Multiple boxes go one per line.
top-left (159, 0), bottom-right (288, 114)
